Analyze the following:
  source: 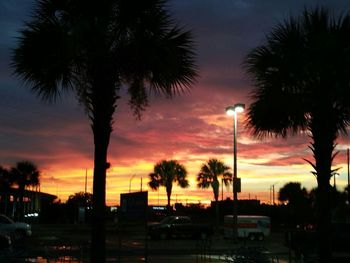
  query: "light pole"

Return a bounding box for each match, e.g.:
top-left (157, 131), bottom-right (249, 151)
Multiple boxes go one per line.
top-left (270, 182), bottom-right (278, 205)
top-left (348, 148), bottom-right (350, 204)
top-left (333, 173), bottom-right (339, 189)
top-left (226, 103), bottom-right (245, 241)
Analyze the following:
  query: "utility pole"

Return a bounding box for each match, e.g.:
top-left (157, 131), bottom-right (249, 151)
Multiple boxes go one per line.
top-left (270, 182), bottom-right (278, 205)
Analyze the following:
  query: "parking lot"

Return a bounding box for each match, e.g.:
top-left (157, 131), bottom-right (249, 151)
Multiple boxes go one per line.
top-left (0, 223), bottom-right (292, 262)
top-left (1, 223), bottom-right (349, 262)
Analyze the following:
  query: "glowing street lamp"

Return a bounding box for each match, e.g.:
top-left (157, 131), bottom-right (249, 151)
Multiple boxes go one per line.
top-left (226, 103), bottom-right (245, 241)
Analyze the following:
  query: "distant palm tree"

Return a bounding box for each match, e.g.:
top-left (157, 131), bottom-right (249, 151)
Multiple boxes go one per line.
top-left (148, 160), bottom-right (189, 209)
top-left (278, 182), bottom-right (311, 226)
top-left (12, 0), bottom-right (197, 261)
top-left (244, 7), bottom-right (350, 262)
top-left (10, 161), bottom-right (40, 221)
top-left (197, 159), bottom-right (232, 202)
top-left (197, 159), bottom-right (232, 224)
top-left (0, 166), bottom-right (11, 215)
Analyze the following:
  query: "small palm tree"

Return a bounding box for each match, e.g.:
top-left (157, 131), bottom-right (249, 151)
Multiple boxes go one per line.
top-left (278, 182), bottom-right (311, 227)
top-left (197, 159), bottom-right (232, 224)
top-left (197, 159), bottom-right (232, 202)
top-left (148, 160), bottom-right (189, 209)
top-left (10, 161), bottom-right (40, 221)
top-left (244, 7), bottom-right (350, 262)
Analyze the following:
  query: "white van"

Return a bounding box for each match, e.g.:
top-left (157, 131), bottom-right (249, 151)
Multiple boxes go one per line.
top-left (224, 215), bottom-right (271, 241)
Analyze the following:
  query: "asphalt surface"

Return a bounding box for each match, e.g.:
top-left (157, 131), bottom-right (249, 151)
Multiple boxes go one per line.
top-left (1, 224), bottom-right (349, 262)
top-left (1, 224), bottom-right (290, 262)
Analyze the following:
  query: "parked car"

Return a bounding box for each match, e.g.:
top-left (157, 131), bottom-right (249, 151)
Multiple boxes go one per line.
top-left (147, 215), bottom-right (213, 240)
top-left (0, 214), bottom-right (32, 239)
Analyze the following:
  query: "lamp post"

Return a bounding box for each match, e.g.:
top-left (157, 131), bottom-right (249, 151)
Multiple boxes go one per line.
top-left (333, 173), bottom-right (339, 189)
top-left (348, 148), bottom-right (350, 204)
top-left (226, 103), bottom-right (245, 241)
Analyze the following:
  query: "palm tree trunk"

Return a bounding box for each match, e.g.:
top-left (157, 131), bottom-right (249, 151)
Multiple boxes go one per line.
top-left (213, 182), bottom-right (220, 227)
top-left (215, 198), bottom-right (219, 228)
top-left (166, 185), bottom-right (172, 213)
top-left (88, 56), bottom-right (117, 262)
top-left (91, 114), bottom-right (110, 263)
top-left (90, 77), bottom-right (116, 263)
top-left (18, 186), bottom-right (25, 221)
top-left (311, 113), bottom-right (336, 263)
top-left (12, 193), bottom-right (17, 218)
top-left (316, 175), bottom-right (332, 263)
top-left (91, 136), bottom-right (108, 263)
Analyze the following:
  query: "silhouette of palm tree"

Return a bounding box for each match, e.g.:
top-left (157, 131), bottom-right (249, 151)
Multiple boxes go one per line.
top-left (197, 159), bottom-right (231, 224)
top-left (12, 1), bottom-right (197, 261)
top-left (10, 161), bottom-right (40, 221)
top-left (244, 7), bottom-right (350, 262)
top-left (148, 160), bottom-right (189, 209)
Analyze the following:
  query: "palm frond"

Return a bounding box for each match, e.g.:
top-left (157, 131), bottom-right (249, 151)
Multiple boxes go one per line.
top-left (115, 0), bottom-right (198, 118)
top-left (12, 0), bottom-right (81, 103)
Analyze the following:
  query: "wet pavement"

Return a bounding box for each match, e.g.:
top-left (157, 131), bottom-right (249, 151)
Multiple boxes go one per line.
top-left (0, 225), bottom-right (290, 262)
top-left (1, 224), bottom-right (349, 262)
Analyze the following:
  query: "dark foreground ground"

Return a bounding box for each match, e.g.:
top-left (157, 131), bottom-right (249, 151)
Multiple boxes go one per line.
top-left (1, 224), bottom-right (349, 263)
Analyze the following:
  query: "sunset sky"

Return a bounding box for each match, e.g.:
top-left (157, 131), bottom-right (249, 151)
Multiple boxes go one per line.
top-left (1, 0), bottom-right (350, 206)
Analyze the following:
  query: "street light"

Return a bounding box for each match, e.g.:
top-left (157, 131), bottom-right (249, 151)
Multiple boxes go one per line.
top-left (226, 103), bottom-right (245, 241)
top-left (333, 173), bottom-right (339, 189)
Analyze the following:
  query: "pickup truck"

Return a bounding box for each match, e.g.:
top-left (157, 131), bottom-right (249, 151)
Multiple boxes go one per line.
top-left (148, 216), bottom-right (213, 240)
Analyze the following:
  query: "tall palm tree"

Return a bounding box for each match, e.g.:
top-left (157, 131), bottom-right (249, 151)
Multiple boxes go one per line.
top-left (10, 161), bottom-right (40, 221)
top-left (148, 160), bottom-right (189, 208)
top-left (197, 159), bottom-right (232, 225)
top-left (244, 7), bottom-right (350, 262)
top-left (12, 0), bottom-right (197, 261)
